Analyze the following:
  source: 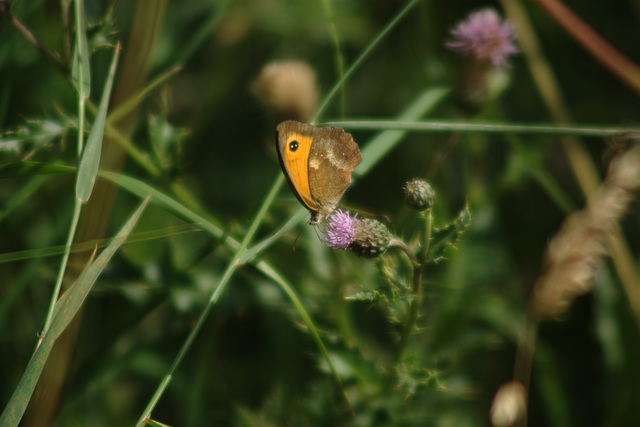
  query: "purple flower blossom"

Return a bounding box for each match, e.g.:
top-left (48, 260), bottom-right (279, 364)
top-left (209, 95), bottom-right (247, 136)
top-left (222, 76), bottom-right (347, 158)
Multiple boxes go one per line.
top-left (446, 8), bottom-right (518, 68)
top-left (324, 209), bottom-right (358, 249)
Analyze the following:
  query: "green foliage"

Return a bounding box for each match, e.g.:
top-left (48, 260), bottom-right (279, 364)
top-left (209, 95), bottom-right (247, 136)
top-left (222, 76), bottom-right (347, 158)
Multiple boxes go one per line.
top-left (427, 202), bottom-right (471, 263)
top-left (0, 119), bottom-right (70, 159)
top-left (1, 1), bottom-right (639, 427)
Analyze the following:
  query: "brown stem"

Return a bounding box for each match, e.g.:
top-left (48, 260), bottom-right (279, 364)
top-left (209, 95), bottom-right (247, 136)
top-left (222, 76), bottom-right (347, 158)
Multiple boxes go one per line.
top-left (534, 0), bottom-right (640, 96)
top-left (61, 0), bottom-right (72, 61)
top-left (0, 5), bottom-right (69, 75)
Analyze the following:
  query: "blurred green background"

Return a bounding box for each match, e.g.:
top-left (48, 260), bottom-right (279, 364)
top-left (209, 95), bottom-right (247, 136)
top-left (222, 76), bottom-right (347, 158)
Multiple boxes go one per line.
top-left (1, 1), bottom-right (639, 426)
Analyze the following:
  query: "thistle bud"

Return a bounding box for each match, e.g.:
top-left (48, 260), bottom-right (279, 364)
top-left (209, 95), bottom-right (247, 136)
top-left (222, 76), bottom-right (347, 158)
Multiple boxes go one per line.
top-left (445, 9), bottom-right (518, 114)
top-left (349, 218), bottom-right (392, 258)
top-left (404, 179), bottom-right (435, 212)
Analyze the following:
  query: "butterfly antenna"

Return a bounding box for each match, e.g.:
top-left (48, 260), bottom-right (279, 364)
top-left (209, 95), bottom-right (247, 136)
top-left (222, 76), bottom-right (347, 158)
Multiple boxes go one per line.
top-left (313, 223), bottom-right (325, 243)
top-left (292, 228), bottom-right (303, 251)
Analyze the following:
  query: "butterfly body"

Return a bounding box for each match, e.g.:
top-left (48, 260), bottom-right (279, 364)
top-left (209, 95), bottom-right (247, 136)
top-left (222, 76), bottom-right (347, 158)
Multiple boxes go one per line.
top-left (276, 121), bottom-right (361, 224)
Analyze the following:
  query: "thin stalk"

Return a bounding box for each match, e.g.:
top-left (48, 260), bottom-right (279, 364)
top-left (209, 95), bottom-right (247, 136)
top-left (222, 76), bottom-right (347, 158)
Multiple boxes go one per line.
top-left (321, 0), bottom-right (347, 117)
top-left (312, 0), bottom-right (423, 121)
top-left (388, 210), bottom-right (432, 387)
top-left (394, 266), bottom-right (423, 364)
top-left (418, 210), bottom-right (432, 263)
top-left (512, 319), bottom-right (539, 427)
top-left (503, 0), bottom-right (640, 335)
top-left (0, 4), bottom-right (69, 75)
top-left (534, 0), bottom-right (640, 96)
top-left (41, 0), bottom-right (88, 337)
top-left (41, 203), bottom-right (81, 335)
top-left (325, 119), bottom-right (640, 138)
top-left (136, 172), bottom-right (285, 426)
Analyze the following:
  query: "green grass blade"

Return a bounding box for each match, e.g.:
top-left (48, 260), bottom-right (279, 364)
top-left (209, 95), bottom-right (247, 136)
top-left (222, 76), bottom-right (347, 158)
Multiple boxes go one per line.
top-left (0, 174), bottom-right (48, 222)
top-left (506, 135), bottom-right (576, 214)
top-left (106, 65), bottom-right (181, 125)
top-left (135, 168), bottom-right (283, 425)
top-left (256, 260), bottom-right (354, 410)
top-left (0, 223), bottom-right (200, 264)
top-left (48, 198), bottom-right (150, 339)
top-left (0, 197), bottom-right (149, 427)
top-left (76, 44), bottom-right (120, 203)
top-left (321, 0), bottom-right (346, 117)
top-left (144, 418), bottom-right (173, 427)
top-left (324, 119), bottom-right (640, 138)
top-left (0, 330), bottom-right (56, 427)
top-left (312, 0), bottom-right (424, 121)
top-left (172, 0), bottom-right (231, 67)
top-left (239, 208), bottom-right (308, 264)
top-left (43, 43), bottom-right (120, 334)
top-left (352, 88), bottom-right (450, 174)
top-left (0, 161), bottom-right (75, 176)
top-left (98, 170), bottom-right (230, 244)
top-left (71, 0), bottom-right (90, 97)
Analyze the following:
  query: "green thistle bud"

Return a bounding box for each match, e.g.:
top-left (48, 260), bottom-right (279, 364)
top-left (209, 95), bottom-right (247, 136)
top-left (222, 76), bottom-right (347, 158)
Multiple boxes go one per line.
top-left (349, 218), bottom-right (392, 258)
top-left (403, 179), bottom-right (435, 212)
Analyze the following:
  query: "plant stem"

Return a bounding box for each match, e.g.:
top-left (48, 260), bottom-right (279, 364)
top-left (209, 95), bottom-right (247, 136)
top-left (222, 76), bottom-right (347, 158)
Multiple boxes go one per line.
top-left (533, 0), bottom-right (640, 96)
top-left (386, 209), bottom-right (432, 388)
top-left (0, 5), bottom-right (69, 75)
top-left (389, 238), bottom-right (418, 267)
top-left (418, 210), bottom-right (432, 264)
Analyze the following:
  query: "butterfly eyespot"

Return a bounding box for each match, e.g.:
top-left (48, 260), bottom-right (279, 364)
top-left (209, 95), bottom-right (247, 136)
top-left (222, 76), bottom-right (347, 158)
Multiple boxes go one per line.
top-left (289, 140), bottom-right (299, 152)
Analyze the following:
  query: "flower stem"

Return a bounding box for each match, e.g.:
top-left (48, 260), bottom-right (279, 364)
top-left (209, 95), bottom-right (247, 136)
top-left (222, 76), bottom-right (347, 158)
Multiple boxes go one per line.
top-left (418, 210), bottom-right (433, 264)
top-left (389, 238), bottom-right (418, 266)
top-left (386, 210), bottom-right (433, 388)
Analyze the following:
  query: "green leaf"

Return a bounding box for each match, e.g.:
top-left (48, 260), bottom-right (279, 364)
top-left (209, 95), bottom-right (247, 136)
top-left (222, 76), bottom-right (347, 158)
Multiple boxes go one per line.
top-left (76, 44), bottom-right (120, 203)
top-left (0, 197), bottom-right (149, 427)
top-left (144, 418), bottom-right (174, 427)
top-left (427, 203), bottom-right (472, 263)
top-left (98, 170), bottom-right (228, 243)
top-left (148, 113), bottom-right (189, 171)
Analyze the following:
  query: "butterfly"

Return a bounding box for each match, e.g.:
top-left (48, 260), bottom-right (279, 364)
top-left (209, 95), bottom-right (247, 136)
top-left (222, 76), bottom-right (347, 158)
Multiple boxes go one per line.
top-left (276, 121), bottom-right (361, 224)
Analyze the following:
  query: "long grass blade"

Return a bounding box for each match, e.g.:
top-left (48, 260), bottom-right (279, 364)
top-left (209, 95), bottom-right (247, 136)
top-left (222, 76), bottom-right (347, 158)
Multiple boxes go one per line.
top-left (71, 0), bottom-right (90, 97)
top-left (76, 44), bottom-right (121, 203)
top-left (325, 119), bottom-right (640, 138)
top-left (0, 223), bottom-right (201, 264)
top-left (312, 0), bottom-right (424, 121)
top-left (0, 197), bottom-right (150, 427)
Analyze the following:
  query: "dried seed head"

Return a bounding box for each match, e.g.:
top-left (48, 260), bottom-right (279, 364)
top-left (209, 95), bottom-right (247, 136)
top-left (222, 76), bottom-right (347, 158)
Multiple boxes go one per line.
top-left (531, 143), bottom-right (640, 320)
top-left (251, 60), bottom-right (319, 122)
top-left (490, 381), bottom-right (527, 427)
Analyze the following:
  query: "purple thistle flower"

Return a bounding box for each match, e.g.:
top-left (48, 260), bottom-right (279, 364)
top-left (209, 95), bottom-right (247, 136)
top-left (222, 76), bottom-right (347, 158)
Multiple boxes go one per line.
top-left (446, 8), bottom-right (518, 68)
top-left (324, 209), bottom-right (358, 250)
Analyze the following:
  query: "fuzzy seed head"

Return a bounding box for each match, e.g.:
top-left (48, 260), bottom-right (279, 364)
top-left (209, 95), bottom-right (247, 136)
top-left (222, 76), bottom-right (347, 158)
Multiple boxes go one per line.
top-left (252, 60), bottom-right (319, 122)
top-left (490, 381), bottom-right (527, 427)
top-left (531, 143), bottom-right (640, 320)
